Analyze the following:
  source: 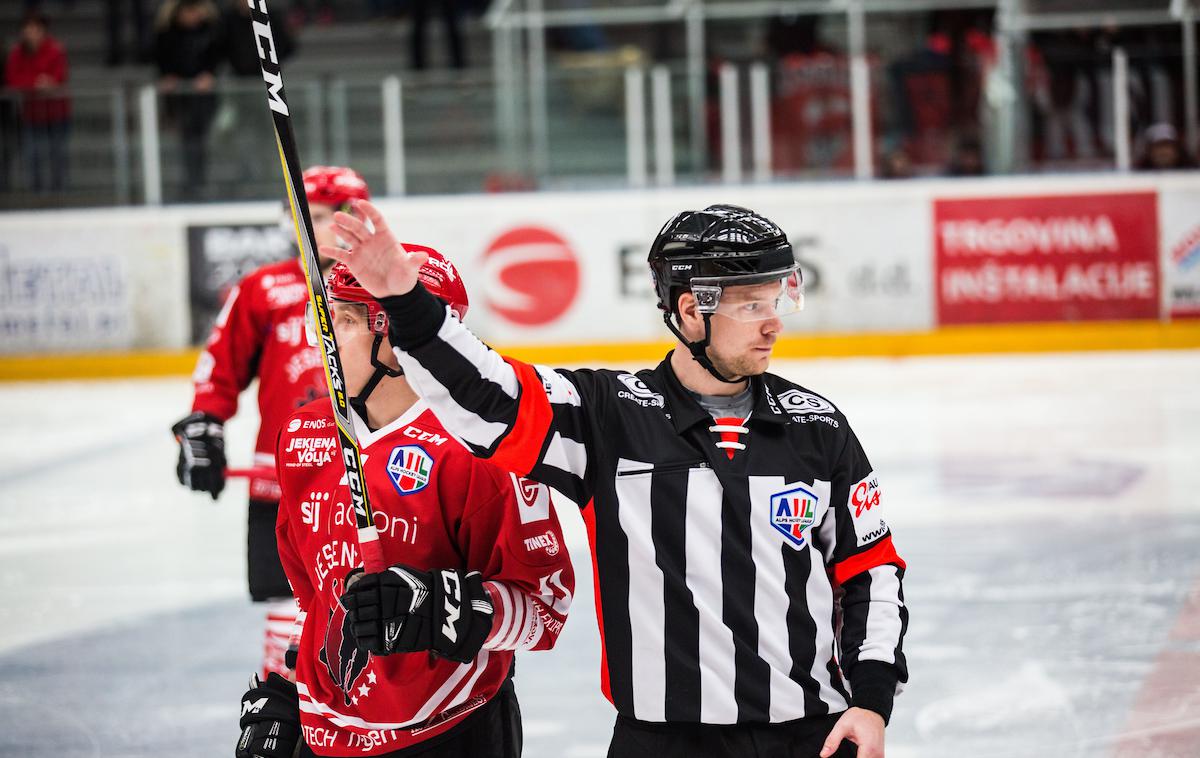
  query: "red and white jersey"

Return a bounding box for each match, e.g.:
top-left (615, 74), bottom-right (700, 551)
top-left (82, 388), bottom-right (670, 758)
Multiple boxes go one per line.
top-left (191, 258), bottom-right (327, 500)
top-left (275, 399), bottom-right (574, 757)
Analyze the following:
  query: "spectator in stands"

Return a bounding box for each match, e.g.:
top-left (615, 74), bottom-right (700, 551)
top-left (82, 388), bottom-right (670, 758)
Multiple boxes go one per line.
top-left (1136, 123), bottom-right (1196, 171)
top-left (946, 135), bottom-right (984, 176)
top-left (410, 0), bottom-right (466, 70)
top-left (289, 0), bottom-right (334, 27)
top-left (155, 0), bottom-right (222, 199)
top-left (219, 0), bottom-right (295, 187)
top-left (880, 146), bottom-right (915, 180)
top-left (104, 0), bottom-right (150, 66)
top-left (220, 0), bottom-right (294, 77)
top-left (5, 11), bottom-right (71, 193)
top-left (0, 47), bottom-right (16, 193)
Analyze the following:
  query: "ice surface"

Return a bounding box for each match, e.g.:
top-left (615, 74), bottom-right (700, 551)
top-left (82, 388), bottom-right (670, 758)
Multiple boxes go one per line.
top-left (1, 350), bottom-right (1197, 757)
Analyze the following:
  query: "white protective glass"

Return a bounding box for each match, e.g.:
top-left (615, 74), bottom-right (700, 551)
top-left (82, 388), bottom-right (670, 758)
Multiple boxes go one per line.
top-left (691, 266), bottom-right (804, 322)
top-left (304, 300), bottom-right (374, 348)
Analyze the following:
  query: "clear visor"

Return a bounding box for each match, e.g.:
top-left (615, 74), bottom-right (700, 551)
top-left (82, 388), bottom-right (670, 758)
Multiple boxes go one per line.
top-left (304, 300), bottom-right (375, 348)
top-left (691, 266), bottom-right (804, 322)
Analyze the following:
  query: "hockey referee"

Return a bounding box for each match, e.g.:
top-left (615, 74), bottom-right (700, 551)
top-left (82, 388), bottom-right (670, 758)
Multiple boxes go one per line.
top-left (322, 202), bottom-right (909, 758)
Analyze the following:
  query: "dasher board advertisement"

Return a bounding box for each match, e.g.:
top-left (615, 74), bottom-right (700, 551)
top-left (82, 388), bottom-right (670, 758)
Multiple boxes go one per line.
top-left (934, 192), bottom-right (1159, 325)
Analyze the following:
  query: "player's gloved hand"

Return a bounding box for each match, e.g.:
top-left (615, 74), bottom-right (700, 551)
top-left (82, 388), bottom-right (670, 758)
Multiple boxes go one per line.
top-left (171, 411), bottom-right (226, 500)
top-left (339, 565), bottom-right (494, 662)
top-left (236, 672), bottom-right (301, 758)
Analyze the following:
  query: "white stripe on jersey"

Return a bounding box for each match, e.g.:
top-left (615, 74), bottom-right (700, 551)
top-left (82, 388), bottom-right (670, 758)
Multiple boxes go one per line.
top-left (615, 457), bottom-right (667, 722)
top-left (805, 551), bottom-right (847, 711)
top-left (684, 467), bottom-right (738, 723)
top-left (438, 309), bottom-right (520, 397)
top-left (442, 650), bottom-right (491, 712)
top-left (543, 431), bottom-right (587, 478)
top-left (485, 582), bottom-right (515, 650)
top-left (746, 475), bottom-right (811, 721)
top-left (295, 656), bottom-right (477, 730)
top-left (814, 494), bottom-right (839, 566)
top-left (500, 587), bottom-right (528, 651)
top-left (806, 480), bottom-right (849, 711)
top-left (534, 365), bottom-right (582, 406)
top-left (394, 360), bottom-right (509, 451)
top-left (858, 565), bottom-right (905, 667)
top-left (521, 614), bottom-right (545, 650)
top-left (392, 310), bottom-right (513, 451)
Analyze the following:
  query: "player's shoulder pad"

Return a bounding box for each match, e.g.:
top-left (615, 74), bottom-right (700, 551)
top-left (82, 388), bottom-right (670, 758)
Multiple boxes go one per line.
top-left (490, 469), bottom-right (565, 568)
top-left (277, 401), bottom-right (337, 467)
top-left (594, 367), bottom-right (668, 408)
top-left (761, 374), bottom-right (849, 429)
top-left (393, 411), bottom-right (457, 452)
top-left (246, 259), bottom-right (309, 304)
top-left (279, 400), bottom-right (335, 439)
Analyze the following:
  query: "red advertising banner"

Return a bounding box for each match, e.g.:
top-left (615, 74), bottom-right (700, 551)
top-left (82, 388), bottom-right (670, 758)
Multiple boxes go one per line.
top-left (935, 192), bottom-right (1160, 325)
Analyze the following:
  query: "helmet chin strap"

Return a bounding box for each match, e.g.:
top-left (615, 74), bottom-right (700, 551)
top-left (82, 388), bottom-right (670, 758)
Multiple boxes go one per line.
top-left (349, 333), bottom-right (405, 424)
top-left (661, 311), bottom-right (744, 385)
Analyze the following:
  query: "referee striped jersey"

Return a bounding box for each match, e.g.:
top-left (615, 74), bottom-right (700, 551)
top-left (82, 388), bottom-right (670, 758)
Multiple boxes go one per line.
top-left (380, 285), bottom-right (909, 725)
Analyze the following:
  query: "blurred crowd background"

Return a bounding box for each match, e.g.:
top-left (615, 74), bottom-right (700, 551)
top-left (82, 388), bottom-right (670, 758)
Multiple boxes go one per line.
top-left (2, 0), bottom-right (1197, 208)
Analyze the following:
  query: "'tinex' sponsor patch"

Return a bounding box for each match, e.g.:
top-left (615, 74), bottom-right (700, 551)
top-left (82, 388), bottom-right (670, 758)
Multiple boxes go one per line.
top-left (523, 530), bottom-right (560, 557)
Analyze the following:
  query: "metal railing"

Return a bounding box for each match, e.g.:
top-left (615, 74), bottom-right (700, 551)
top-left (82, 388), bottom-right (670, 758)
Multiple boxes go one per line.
top-left (1, 0), bottom-right (1196, 210)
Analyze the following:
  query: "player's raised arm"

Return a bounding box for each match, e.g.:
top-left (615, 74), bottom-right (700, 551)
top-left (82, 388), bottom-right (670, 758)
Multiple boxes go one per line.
top-left (323, 199), bottom-right (602, 508)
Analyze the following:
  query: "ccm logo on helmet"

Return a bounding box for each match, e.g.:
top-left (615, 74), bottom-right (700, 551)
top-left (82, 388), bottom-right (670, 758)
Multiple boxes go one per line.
top-left (481, 226), bottom-right (579, 326)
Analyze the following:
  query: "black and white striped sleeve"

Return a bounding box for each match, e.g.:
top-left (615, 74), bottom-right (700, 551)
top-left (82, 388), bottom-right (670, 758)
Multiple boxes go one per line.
top-left (378, 284), bottom-right (602, 507)
top-left (814, 428), bottom-right (909, 724)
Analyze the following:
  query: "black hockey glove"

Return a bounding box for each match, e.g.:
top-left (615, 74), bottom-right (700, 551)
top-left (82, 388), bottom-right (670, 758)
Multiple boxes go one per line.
top-left (171, 411), bottom-right (226, 500)
top-left (339, 565), bottom-right (494, 663)
top-left (236, 672), bottom-right (301, 758)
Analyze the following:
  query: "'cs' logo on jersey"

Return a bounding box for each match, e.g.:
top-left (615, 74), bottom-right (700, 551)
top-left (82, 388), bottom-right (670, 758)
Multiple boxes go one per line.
top-left (387, 445), bottom-right (433, 494)
top-left (769, 485), bottom-right (818, 548)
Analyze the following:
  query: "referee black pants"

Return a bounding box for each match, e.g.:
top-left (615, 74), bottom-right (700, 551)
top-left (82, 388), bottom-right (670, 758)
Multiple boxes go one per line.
top-left (608, 713), bottom-right (857, 758)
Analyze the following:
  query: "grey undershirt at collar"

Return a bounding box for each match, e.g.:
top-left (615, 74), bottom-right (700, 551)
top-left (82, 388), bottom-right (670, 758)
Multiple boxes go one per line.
top-left (691, 386), bottom-right (754, 420)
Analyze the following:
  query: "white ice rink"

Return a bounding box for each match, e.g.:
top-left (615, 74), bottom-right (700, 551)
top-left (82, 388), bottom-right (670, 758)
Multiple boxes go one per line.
top-left (1, 349), bottom-right (1198, 757)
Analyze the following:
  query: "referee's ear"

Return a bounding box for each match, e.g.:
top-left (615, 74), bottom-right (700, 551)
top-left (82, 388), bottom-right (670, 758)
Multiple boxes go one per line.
top-left (675, 291), bottom-right (703, 339)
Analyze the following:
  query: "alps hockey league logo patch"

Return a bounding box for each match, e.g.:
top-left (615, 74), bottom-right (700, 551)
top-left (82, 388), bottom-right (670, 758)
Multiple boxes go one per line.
top-left (387, 445), bottom-right (433, 494)
top-left (769, 485), bottom-right (819, 548)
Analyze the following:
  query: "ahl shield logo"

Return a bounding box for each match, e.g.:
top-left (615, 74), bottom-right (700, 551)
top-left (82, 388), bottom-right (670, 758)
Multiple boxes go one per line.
top-left (769, 485), bottom-right (819, 548)
top-left (387, 445), bottom-right (433, 494)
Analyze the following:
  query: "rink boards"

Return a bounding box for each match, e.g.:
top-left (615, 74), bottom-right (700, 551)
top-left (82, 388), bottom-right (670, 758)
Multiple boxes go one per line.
top-left (1, 172), bottom-right (1199, 377)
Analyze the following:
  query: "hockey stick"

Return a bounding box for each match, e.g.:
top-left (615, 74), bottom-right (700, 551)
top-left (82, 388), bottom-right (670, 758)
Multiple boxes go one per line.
top-left (247, 0), bottom-right (385, 573)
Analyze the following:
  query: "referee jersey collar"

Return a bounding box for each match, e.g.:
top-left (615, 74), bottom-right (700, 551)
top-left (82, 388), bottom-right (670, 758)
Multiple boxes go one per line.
top-left (654, 353), bottom-right (788, 436)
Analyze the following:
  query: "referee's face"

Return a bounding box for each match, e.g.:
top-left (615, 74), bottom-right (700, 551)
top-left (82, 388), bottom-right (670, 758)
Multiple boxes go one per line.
top-left (708, 313), bottom-right (782, 379)
top-left (705, 282), bottom-right (785, 379)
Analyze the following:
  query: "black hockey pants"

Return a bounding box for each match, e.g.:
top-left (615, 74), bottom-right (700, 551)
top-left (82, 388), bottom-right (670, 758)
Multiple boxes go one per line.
top-left (607, 712), bottom-right (857, 758)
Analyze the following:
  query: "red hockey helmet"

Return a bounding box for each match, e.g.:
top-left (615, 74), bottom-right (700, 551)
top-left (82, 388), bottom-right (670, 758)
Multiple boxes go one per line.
top-left (324, 245), bottom-right (469, 336)
top-left (302, 165), bottom-right (371, 211)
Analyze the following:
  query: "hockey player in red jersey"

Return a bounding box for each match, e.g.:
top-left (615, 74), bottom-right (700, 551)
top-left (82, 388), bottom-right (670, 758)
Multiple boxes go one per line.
top-left (172, 165), bottom-right (371, 678)
top-left (235, 254), bottom-right (574, 758)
